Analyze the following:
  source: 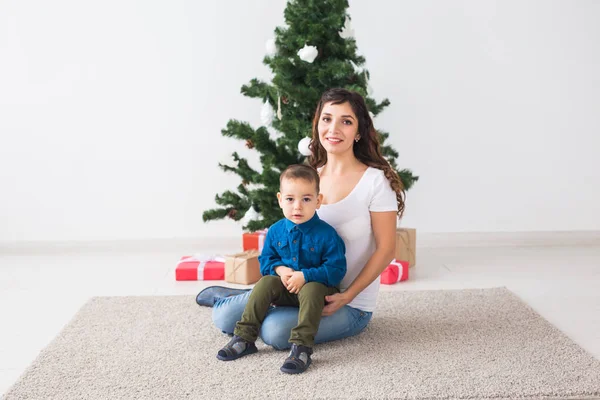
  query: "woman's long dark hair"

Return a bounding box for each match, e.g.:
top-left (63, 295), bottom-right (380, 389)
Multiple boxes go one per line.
top-left (308, 88), bottom-right (405, 217)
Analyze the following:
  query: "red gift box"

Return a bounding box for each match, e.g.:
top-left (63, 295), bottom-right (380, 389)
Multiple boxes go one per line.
top-left (242, 229), bottom-right (268, 253)
top-left (175, 255), bottom-right (225, 281)
top-left (380, 259), bottom-right (409, 284)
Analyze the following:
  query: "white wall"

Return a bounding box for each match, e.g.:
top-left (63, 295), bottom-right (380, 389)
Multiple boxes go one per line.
top-left (1, 0), bottom-right (599, 242)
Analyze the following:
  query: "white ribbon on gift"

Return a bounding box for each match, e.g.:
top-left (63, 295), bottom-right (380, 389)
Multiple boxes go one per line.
top-left (388, 259), bottom-right (406, 283)
top-left (178, 254), bottom-right (225, 280)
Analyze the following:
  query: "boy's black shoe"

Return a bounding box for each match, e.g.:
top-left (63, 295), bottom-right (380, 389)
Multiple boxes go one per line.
top-left (280, 343), bottom-right (313, 374)
top-left (216, 335), bottom-right (258, 361)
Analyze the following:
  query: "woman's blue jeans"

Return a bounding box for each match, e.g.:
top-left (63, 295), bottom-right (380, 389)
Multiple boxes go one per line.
top-left (212, 290), bottom-right (372, 350)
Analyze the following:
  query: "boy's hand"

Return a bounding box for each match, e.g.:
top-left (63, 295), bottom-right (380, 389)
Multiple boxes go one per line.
top-left (275, 266), bottom-right (294, 287)
top-left (274, 266), bottom-right (294, 276)
top-left (281, 274), bottom-right (291, 287)
top-left (286, 271), bottom-right (306, 294)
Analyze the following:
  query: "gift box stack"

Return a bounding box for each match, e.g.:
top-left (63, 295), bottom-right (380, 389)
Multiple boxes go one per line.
top-left (175, 255), bottom-right (226, 281)
top-left (395, 228), bottom-right (416, 267)
top-left (175, 230), bottom-right (267, 284)
top-left (217, 229), bottom-right (267, 284)
top-left (242, 229), bottom-right (267, 253)
top-left (379, 228), bottom-right (417, 285)
top-left (223, 250), bottom-right (261, 285)
top-left (380, 259), bottom-right (409, 284)
top-left (176, 227), bottom-right (417, 286)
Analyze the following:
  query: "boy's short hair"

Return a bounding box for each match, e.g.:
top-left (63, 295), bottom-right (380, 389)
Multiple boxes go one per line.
top-left (280, 164), bottom-right (320, 193)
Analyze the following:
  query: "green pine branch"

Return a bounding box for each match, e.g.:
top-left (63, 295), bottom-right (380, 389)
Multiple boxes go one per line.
top-left (203, 0), bottom-right (419, 231)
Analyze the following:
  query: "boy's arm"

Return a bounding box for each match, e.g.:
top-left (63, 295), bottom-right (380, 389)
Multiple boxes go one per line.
top-left (258, 229), bottom-right (288, 276)
top-left (302, 235), bottom-right (347, 287)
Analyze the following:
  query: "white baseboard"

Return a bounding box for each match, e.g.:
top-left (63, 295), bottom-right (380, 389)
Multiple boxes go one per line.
top-left (0, 237), bottom-right (241, 255)
top-left (417, 230), bottom-right (600, 248)
top-left (1, 231), bottom-right (599, 255)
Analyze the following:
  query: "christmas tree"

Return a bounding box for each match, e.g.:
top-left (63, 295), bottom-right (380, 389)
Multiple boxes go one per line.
top-left (203, 0), bottom-right (418, 232)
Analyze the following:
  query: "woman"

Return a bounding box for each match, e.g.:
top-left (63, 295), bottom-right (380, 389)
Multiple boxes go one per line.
top-left (199, 88), bottom-right (405, 350)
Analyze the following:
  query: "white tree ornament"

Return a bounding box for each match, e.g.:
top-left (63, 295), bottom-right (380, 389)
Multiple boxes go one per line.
top-left (350, 60), bottom-right (363, 73)
top-left (297, 44), bottom-right (318, 63)
top-left (240, 207), bottom-right (260, 226)
top-left (260, 101), bottom-right (275, 126)
top-left (339, 17), bottom-right (355, 39)
top-left (298, 137), bottom-right (312, 156)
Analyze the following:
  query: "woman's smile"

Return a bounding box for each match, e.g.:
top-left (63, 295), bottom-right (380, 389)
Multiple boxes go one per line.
top-left (325, 137), bottom-right (343, 144)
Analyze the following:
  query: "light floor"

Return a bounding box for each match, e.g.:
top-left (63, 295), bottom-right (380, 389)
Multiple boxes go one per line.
top-left (1, 244), bottom-right (599, 395)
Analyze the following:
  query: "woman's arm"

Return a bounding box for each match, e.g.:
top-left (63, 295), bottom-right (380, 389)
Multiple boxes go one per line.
top-left (322, 211), bottom-right (397, 316)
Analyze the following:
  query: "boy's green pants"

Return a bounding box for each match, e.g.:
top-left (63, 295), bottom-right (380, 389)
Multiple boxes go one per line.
top-left (233, 275), bottom-right (339, 347)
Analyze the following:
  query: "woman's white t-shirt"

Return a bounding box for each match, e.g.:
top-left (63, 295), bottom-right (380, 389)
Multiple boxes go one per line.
top-left (317, 167), bottom-right (398, 312)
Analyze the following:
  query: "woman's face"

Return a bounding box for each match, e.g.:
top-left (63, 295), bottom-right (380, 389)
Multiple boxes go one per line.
top-left (317, 101), bottom-right (360, 156)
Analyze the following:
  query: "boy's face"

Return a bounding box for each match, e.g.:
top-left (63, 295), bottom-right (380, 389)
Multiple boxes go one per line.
top-left (277, 178), bottom-right (322, 225)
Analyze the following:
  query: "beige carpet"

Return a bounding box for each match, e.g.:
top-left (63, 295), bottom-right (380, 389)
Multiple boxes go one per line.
top-left (3, 288), bottom-right (600, 400)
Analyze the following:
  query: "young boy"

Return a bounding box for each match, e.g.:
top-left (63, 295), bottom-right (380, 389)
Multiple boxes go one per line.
top-left (216, 164), bottom-right (347, 374)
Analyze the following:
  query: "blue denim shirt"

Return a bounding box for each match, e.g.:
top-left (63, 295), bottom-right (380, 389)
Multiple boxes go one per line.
top-left (258, 213), bottom-right (346, 287)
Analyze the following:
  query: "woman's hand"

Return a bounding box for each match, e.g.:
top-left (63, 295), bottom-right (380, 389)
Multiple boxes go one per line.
top-left (322, 292), bottom-right (351, 316)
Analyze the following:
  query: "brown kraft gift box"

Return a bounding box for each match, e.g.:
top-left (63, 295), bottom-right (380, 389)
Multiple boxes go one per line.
top-left (224, 250), bottom-right (262, 285)
top-left (395, 228), bottom-right (416, 267)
